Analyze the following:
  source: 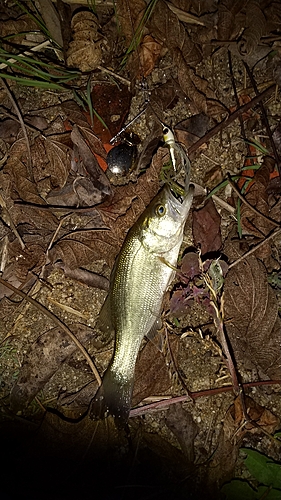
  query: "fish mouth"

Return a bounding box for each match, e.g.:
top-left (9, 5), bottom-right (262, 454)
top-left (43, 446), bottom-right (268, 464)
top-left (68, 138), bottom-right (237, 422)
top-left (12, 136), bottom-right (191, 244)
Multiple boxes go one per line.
top-left (170, 187), bottom-right (184, 202)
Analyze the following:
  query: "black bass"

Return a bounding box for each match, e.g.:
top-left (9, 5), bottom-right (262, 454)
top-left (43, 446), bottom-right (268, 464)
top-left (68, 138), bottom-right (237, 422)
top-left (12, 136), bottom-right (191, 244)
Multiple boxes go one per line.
top-left (90, 177), bottom-right (194, 424)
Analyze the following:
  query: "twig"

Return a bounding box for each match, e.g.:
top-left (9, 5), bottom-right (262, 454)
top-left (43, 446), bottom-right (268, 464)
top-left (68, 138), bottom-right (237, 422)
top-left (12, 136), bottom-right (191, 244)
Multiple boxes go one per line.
top-left (228, 51), bottom-right (251, 158)
top-left (0, 78), bottom-right (33, 182)
top-left (228, 227), bottom-right (281, 269)
top-left (188, 84), bottom-right (276, 155)
top-left (227, 173), bottom-right (280, 228)
top-left (129, 380), bottom-right (281, 418)
top-left (0, 276), bottom-right (102, 386)
top-left (0, 40), bottom-right (52, 70)
top-left (96, 65), bottom-right (131, 87)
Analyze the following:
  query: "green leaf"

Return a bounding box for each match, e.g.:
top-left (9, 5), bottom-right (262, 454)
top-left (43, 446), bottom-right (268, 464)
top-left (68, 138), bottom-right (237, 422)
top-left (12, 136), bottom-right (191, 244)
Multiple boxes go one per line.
top-left (221, 479), bottom-right (257, 500)
top-left (221, 480), bottom-right (281, 500)
top-left (241, 448), bottom-right (281, 490)
top-left (256, 486), bottom-right (281, 499)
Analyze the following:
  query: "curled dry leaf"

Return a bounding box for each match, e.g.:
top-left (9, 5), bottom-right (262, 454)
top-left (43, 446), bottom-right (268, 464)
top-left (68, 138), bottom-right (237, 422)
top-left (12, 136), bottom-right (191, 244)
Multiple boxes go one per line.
top-left (217, 0), bottom-right (245, 41)
top-left (223, 254), bottom-right (281, 379)
top-left (70, 125), bottom-right (111, 195)
top-left (192, 198), bottom-right (222, 255)
top-left (238, 0), bottom-right (267, 56)
top-left (66, 10), bottom-right (102, 72)
top-left (10, 323), bottom-right (94, 412)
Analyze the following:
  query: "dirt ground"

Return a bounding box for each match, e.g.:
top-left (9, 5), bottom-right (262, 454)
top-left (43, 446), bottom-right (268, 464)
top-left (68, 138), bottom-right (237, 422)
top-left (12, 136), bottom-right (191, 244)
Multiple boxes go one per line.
top-left (0, 1), bottom-right (281, 499)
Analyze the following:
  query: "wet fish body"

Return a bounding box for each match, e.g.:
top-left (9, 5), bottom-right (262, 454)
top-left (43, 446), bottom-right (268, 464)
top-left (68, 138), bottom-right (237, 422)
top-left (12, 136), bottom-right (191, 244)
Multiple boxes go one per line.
top-left (91, 180), bottom-right (194, 424)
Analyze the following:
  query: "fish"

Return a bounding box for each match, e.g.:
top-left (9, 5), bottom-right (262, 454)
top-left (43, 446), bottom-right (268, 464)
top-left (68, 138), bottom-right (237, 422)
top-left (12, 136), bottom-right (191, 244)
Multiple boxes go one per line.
top-left (90, 163), bottom-right (194, 425)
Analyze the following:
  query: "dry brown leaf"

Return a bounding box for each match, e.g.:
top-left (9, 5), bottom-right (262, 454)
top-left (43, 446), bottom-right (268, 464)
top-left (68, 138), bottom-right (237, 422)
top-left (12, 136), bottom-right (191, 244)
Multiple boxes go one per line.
top-left (177, 53), bottom-right (226, 116)
top-left (10, 323), bottom-right (94, 412)
top-left (149, 0), bottom-right (202, 67)
top-left (43, 136), bottom-right (72, 189)
top-left (165, 404), bottom-right (198, 463)
top-left (138, 34), bottom-right (163, 77)
top-left (4, 139), bottom-right (43, 205)
top-left (238, 0), bottom-right (267, 56)
top-left (206, 395), bottom-right (280, 491)
top-left (241, 156), bottom-right (276, 238)
top-left (192, 198), bottom-right (222, 255)
top-left (90, 83), bottom-right (132, 142)
top-left (37, 0), bottom-right (63, 47)
top-left (0, 15), bottom-right (39, 46)
top-left (70, 126), bottom-right (110, 190)
top-left (132, 338), bottom-right (173, 406)
top-left (217, 0), bottom-right (245, 41)
top-left (115, 0), bottom-right (146, 46)
top-left (223, 253), bottom-right (281, 379)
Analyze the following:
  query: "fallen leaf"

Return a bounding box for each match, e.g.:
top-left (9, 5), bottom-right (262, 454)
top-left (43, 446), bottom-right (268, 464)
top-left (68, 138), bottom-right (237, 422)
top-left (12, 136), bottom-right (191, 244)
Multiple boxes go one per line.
top-left (10, 323), bottom-right (94, 412)
top-left (138, 34), bottom-right (163, 77)
top-left (175, 114), bottom-right (211, 150)
top-left (132, 337), bottom-right (174, 406)
top-left (206, 395), bottom-right (280, 491)
top-left (0, 119), bottom-right (21, 143)
top-left (90, 83), bottom-right (132, 142)
top-left (43, 135), bottom-right (72, 189)
top-left (241, 156), bottom-right (277, 238)
top-left (115, 0), bottom-right (146, 46)
top-left (238, 0), bottom-right (266, 56)
top-left (165, 404), bottom-right (198, 463)
top-left (192, 198), bottom-right (222, 255)
top-left (5, 161), bottom-right (43, 205)
top-left (70, 125), bottom-right (110, 192)
top-left (223, 254), bottom-right (281, 379)
top-left (37, 0), bottom-right (63, 47)
top-left (149, 0), bottom-right (202, 67)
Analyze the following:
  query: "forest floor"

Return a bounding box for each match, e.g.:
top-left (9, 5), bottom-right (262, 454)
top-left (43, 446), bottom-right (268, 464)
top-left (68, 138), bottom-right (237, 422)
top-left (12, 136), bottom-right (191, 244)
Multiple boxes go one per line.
top-left (0, 1), bottom-right (281, 499)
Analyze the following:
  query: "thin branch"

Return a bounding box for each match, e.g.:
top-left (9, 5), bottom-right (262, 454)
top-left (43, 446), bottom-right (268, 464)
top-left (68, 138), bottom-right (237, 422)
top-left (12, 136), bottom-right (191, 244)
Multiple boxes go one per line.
top-left (229, 227), bottom-right (281, 269)
top-left (129, 380), bottom-right (281, 418)
top-left (188, 84), bottom-right (276, 155)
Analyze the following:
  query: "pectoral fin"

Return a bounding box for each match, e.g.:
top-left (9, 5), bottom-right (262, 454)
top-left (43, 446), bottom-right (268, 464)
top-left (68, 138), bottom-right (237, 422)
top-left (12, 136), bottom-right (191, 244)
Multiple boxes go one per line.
top-left (96, 293), bottom-right (114, 340)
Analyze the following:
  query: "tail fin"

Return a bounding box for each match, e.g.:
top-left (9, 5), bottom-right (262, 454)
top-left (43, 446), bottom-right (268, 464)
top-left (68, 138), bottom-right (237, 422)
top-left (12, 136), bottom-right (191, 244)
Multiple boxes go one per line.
top-left (89, 367), bottom-right (133, 425)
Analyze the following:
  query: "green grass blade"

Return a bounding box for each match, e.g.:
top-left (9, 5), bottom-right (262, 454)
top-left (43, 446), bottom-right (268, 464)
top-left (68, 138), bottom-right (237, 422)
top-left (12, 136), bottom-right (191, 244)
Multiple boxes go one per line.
top-left (0, 72), bottom-right (65, 89)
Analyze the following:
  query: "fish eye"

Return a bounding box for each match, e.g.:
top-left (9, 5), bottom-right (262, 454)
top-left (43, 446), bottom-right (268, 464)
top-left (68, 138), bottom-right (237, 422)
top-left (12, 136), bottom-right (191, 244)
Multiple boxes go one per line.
top-left (155, 204), bottom-right (166, 217)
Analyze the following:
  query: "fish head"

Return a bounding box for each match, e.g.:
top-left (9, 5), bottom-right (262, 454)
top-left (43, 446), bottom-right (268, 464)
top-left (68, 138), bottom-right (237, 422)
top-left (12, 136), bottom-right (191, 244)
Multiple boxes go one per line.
top-left (139, 183), bottom-right (194, 253)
